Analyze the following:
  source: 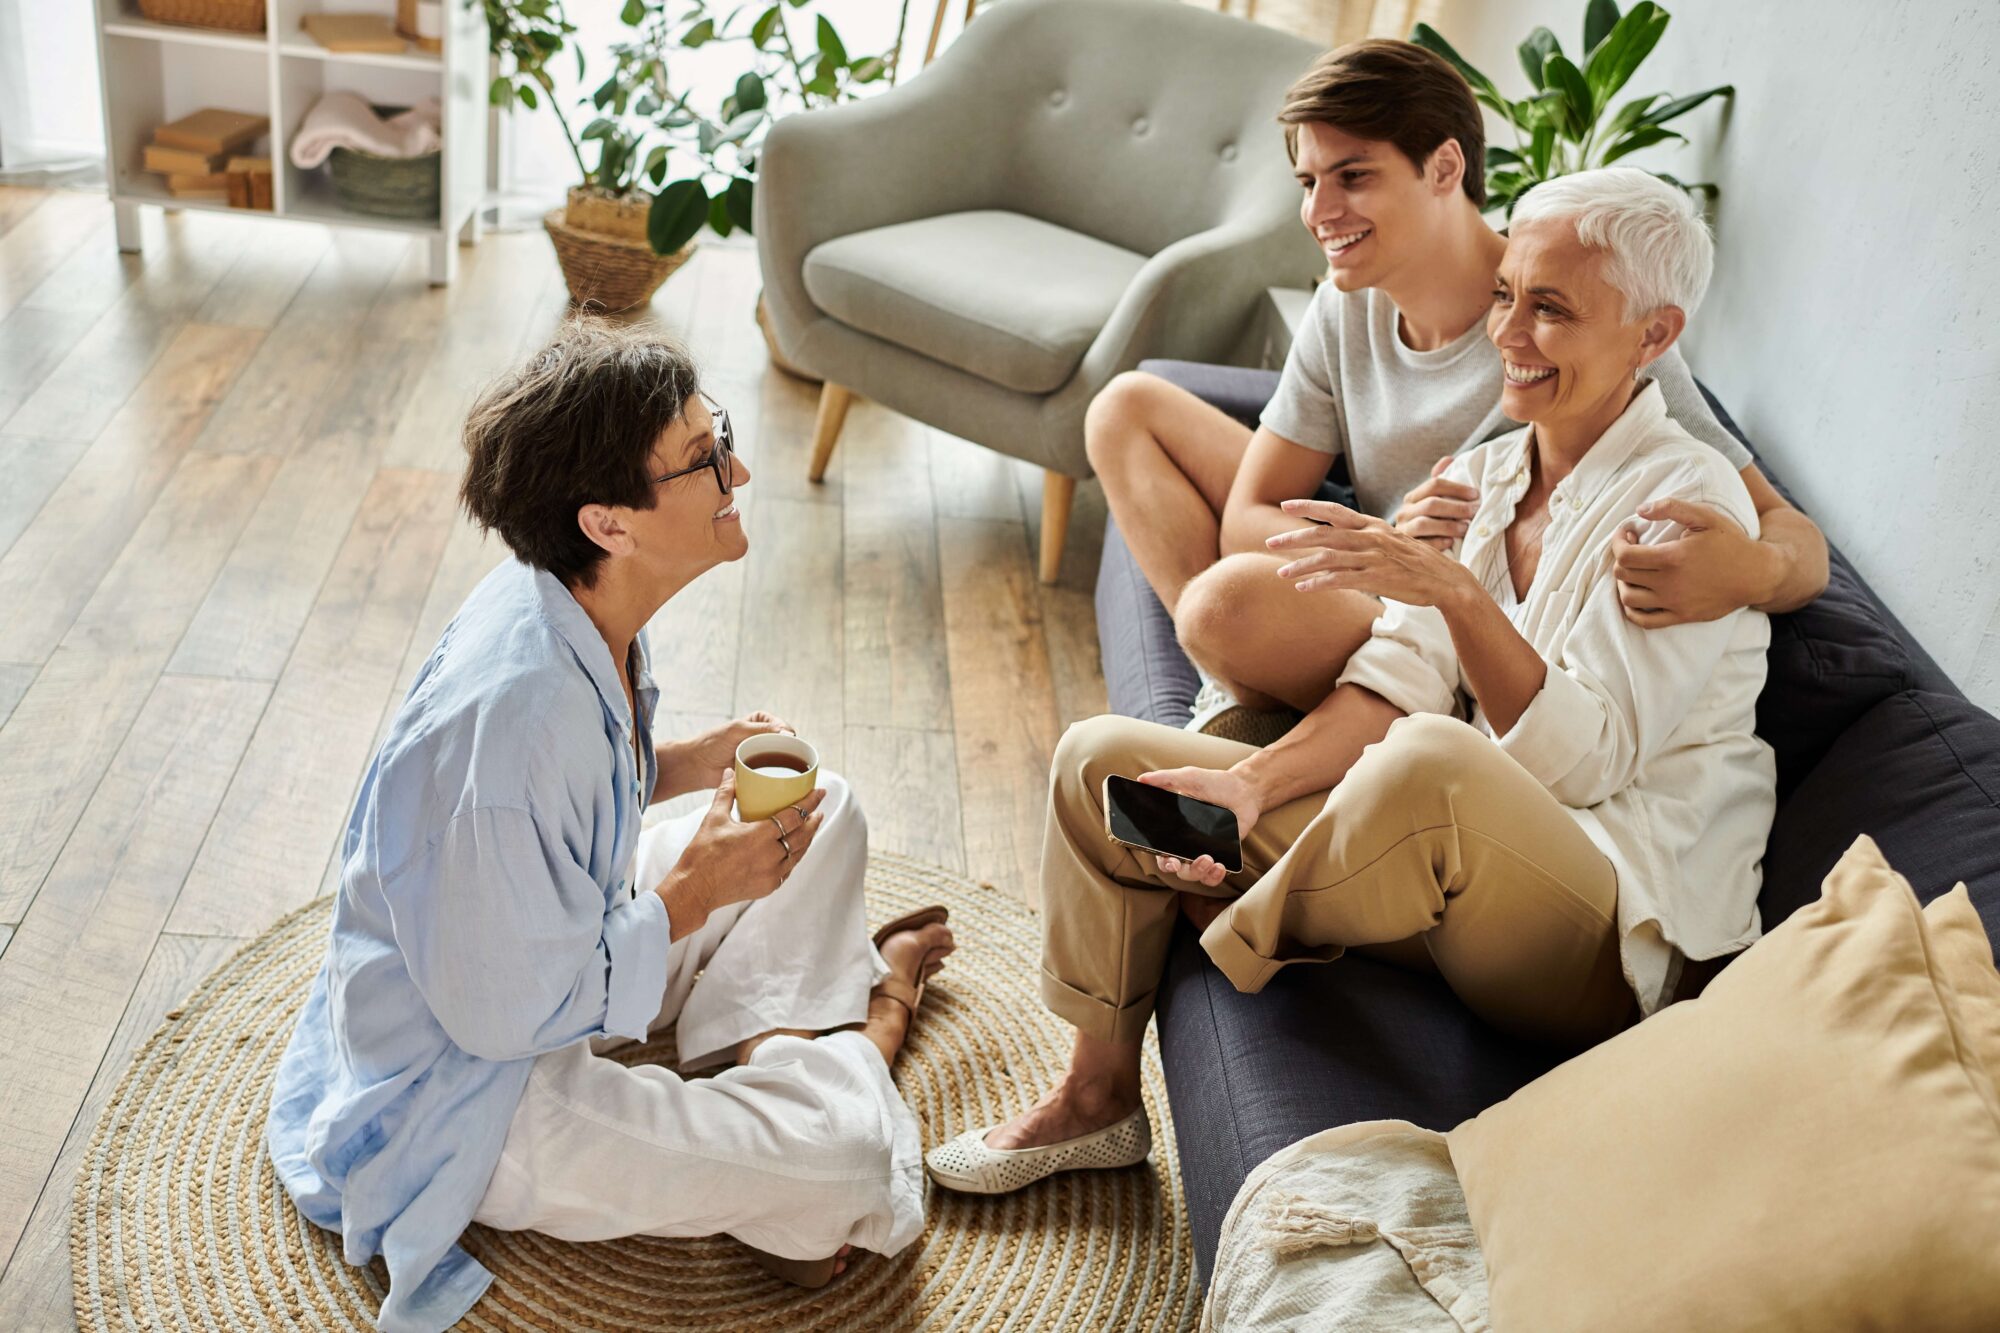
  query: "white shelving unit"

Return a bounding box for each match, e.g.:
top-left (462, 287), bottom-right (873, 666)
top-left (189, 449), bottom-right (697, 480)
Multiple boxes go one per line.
top-left (92, 0), bottom-right (488, 284)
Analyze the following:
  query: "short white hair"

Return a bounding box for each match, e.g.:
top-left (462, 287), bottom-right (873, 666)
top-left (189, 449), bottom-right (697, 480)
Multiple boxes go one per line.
top-left (1510, 167), bottom-right (1714, 320)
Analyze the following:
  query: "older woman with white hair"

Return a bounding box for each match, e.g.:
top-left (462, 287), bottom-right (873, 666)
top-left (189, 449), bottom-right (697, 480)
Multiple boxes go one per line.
top-left (929, 167), bottom-right (1776, 1194)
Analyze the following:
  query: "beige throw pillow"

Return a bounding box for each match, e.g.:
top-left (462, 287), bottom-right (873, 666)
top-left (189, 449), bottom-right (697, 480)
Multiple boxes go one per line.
top-left (1925, 884), bottom-right (2000, 1077)
top-left (1447, 836), bottom-right (2000, 1332)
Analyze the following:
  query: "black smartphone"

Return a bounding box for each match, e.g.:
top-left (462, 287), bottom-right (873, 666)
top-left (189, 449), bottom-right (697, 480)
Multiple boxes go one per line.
top-left (1102, 775), bottom-right (1244, 874)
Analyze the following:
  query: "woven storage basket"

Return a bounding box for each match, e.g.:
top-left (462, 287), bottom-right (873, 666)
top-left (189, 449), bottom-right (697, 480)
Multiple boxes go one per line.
top-left (544, 208), bottom-right (693, 313)
top-left (137, 0), bottom-right (265, 32)
top-left (563, 186), bottom-right (651, 244)
top-left (328, 144), bottom-right (440, 221)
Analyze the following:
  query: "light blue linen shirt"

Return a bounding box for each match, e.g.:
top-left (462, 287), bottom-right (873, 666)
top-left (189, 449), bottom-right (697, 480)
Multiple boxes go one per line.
top-left (267, 558), bottom-right (670, 1333)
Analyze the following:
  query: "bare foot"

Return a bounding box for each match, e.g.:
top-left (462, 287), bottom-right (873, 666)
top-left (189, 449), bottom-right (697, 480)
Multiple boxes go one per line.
top-left (859, 918), bottom-right (955, 1065)
top-left (749, 1241), bottom-right (855, 1287)
top-left (879, 918), bottom-right (955, 994)
top-left (983, 1078), bottom-right (1141, 1151)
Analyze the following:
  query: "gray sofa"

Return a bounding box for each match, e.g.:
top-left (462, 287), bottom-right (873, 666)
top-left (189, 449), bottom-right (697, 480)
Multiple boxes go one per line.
top-left (1099, 359), bottom-right (2000, 1279)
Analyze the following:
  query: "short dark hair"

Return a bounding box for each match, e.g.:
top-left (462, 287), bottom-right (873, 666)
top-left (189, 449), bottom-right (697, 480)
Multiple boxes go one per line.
top-left (1278, 39), bottom-right (1486, 208)
top-left (460, 318), bottom-right (701, 588)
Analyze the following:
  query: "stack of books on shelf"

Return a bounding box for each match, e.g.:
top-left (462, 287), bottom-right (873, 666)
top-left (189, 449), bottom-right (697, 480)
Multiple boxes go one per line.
top-left (141, 109), bottom-right (274, 210)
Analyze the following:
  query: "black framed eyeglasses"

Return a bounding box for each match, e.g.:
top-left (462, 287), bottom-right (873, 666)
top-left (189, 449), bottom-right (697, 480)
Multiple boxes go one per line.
top-left (650, 393), bottom-right (734, 495)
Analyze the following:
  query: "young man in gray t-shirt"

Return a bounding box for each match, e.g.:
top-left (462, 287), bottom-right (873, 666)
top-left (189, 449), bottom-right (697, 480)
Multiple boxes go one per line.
top-left (1086, 40), bottom-right (1828, 719)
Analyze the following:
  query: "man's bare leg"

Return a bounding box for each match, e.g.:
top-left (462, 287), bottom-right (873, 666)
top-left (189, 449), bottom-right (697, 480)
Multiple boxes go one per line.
top-left (1085, 371), bottom-right (1254, 615)
top-left (1176, 553), bottom-right (1384, 713)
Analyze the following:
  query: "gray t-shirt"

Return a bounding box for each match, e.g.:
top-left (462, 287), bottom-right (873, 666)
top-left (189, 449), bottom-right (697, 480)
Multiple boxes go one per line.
top-left (1260, 284), bottom-right (1753, 517)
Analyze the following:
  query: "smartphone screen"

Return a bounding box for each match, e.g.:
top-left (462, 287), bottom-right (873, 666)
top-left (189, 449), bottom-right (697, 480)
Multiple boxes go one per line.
top-left (1102, 775), bottom-right (1244, 874)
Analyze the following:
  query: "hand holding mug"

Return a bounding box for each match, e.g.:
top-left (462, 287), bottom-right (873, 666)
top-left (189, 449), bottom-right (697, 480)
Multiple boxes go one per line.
top-left (733, 733), bottom-right (819, 822)
top-left (685, 712), bottom-right (795, 777)
top-left (661, 769), bottom-right (827, 929)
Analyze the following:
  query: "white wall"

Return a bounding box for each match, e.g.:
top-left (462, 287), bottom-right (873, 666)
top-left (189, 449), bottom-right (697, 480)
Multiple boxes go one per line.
top-left (1442, 0), bottom-right (2000, 710)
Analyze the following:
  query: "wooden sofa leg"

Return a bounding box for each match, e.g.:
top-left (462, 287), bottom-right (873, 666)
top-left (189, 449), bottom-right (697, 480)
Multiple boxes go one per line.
top-left (1039, 470), bottom-right (1077, 584)
top-left (808, 382), bottom-right (853, 483)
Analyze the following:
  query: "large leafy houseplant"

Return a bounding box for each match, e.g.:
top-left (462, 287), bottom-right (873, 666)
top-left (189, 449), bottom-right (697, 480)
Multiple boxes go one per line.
top-left (626, 0), bottom-right (904, 257)
top-left (1412, 1), bottom-right (1732, 217)
top-left (485, 0), bottom-right (673, 225)
top-left (482, 0), bottom-right (898, 232)
top-left (479, 0), bottom-right (904, 315)
top-left (484, 1), bottom-right (595, 187)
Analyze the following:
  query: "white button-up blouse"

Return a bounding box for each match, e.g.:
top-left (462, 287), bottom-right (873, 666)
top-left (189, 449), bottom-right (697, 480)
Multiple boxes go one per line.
top-left (1335, 380), bottom-right (1776, 1015)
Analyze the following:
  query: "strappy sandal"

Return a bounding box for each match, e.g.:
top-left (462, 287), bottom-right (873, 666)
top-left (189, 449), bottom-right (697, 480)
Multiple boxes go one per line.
top-left (870, 905), bottom-right (951, 1017)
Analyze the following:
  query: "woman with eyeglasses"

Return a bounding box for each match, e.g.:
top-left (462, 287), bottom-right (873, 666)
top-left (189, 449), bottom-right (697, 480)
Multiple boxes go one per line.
top-left (266, 319), bottom-right (952, 1333)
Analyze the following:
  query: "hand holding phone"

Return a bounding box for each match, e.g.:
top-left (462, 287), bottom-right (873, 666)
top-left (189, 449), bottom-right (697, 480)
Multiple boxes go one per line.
top-left (1103, 773), bottom-right (1246, 876)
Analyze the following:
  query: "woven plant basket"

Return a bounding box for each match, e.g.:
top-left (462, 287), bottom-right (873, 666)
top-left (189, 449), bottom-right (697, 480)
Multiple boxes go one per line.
top-left (564, 186), bottom-right (651, 244)
top-left (328, 144), bottom-right (440, 221)
top-left (137, 0), bottom-right (265, 32)
top-left (544, 208), bottom-right (693, 313)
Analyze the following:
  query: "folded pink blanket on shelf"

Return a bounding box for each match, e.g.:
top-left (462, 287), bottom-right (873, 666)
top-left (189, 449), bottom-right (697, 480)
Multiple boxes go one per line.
top-left (288, 92), bottom-right (442, 168)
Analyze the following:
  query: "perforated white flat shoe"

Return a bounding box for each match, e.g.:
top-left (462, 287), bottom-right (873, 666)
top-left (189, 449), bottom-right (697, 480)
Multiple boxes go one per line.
top-left (925, 1107), bottom-right (1152, 1195)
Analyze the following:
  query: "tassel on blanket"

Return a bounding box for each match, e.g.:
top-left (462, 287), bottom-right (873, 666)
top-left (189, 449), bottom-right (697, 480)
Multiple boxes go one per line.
top-left (1260, 1189), bottom-right (1382, 1259)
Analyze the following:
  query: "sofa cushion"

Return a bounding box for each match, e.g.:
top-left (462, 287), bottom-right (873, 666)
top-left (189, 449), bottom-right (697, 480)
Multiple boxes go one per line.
top-left (1154, 925), bottom-right (1563, 1279)
top-left (1135, 358), bottom-right (1280, 428)
top-left (1758, 549), bottom-right (1923, 801)
top-left (1096, 517), bottom-right (1202, 728)
top-left (1693, 383), bottom-right (1952, 794)
top-left (803, 210), bottom-right (1147, 394)
top-left (1448, 835), bottom-right (2000, 1333)
top-left (1761, 689), bottom-right (2000, 936)
top-left (1928, 887), bottom-right (2000, 1071)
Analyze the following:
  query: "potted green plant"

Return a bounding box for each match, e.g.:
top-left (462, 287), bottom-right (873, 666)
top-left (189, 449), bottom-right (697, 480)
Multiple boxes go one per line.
top-left (482, 0), bottom-right (905, 313)
top-left (485, 0), bottom-right (695, 308)
top-left (623, 0), bottom-right (904, 259)
top-left (626, 0), bottom-right (906, 373)
top-left (1412, 0), bottom-right (1732, 217)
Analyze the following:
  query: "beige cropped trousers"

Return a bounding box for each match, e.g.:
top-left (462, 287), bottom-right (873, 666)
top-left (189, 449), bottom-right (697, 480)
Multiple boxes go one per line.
top-left (1039, 712), bottom-right (1638, 1049)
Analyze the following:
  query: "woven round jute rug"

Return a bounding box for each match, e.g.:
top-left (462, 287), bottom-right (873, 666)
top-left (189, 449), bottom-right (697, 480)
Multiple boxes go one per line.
top-left (72, 853), bottom-right (1199, 1331)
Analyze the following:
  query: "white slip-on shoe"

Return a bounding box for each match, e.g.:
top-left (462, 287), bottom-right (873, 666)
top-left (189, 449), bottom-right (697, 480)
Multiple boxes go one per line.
top-left (925, 1107), bottom-right (1152, 1195)
top-left (1184, 668), bottom-right (1236, 733)
top-left (1185, 667), bottom-right (1300, 748)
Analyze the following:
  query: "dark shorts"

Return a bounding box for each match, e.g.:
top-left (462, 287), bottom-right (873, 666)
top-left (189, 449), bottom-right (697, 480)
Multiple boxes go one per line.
top-left (1312, 469), bottom-right (1360, 511)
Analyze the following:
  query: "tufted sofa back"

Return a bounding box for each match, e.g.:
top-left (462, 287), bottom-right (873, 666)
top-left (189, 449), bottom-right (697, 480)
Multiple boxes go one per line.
top-left (924, 0), bottom-right (1319, 258)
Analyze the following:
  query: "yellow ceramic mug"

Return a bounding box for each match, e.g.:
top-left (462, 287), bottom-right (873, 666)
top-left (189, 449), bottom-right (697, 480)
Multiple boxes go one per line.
top-left (734, 734), bottom-right (819, 823)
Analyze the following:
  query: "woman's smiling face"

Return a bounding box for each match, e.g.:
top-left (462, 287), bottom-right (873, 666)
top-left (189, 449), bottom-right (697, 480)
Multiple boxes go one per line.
top-left (638, 395), bottom-right (752, 575)
top-left (1487, 215), bottom-right (1680, 433)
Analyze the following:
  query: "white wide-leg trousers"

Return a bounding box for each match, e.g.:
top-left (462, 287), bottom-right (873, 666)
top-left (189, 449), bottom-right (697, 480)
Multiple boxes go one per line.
top-left (470, 772), bottom-right (926, 1260)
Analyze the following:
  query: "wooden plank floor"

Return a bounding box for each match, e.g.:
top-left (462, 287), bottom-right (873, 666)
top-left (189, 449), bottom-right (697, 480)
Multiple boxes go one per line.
top-left (0, 186), bottom-right (1108, 1324)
